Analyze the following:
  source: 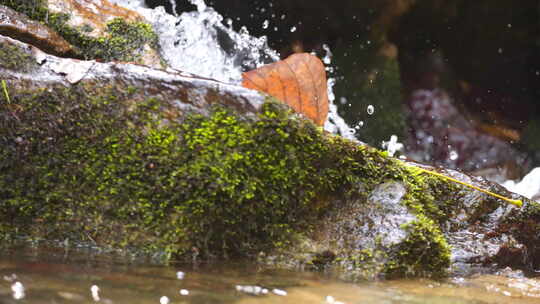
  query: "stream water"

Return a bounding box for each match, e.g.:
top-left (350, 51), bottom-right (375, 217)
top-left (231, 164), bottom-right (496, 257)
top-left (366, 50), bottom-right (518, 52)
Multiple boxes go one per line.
top-left (2, 246), bottom-right (540, 304)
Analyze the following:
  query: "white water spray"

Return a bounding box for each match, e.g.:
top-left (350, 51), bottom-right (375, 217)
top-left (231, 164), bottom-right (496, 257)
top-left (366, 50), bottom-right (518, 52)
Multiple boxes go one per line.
top-left (110, 0), bottom-right (279, 83)
top-left (111, 0), bottom-right (356, 139)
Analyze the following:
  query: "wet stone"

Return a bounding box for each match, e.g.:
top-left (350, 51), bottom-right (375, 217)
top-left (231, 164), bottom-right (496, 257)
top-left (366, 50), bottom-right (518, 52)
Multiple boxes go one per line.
top-left (364, 181), bottom-right (414, 247)
top-left (0, 5), bottom-right (75, 57)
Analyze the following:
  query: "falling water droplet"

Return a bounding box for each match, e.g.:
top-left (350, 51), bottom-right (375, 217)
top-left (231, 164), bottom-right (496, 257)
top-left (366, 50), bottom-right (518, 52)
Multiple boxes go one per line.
top-left (449, 150), bottom-right (459, 161)
top-left (367, 105), bottom-right (374, 115)
top-left (272, 289), bottom-right (287, 296)
top-left (262, 20), bottom-right (269, 29)
top-left (11, 282), bottom-right (25, 300)
top-left (160, 296), bottom-right (170, 304)
top-left (180, 289), bottom-right (190, 295)
top-left (90, 285), bottom-right (100, 302)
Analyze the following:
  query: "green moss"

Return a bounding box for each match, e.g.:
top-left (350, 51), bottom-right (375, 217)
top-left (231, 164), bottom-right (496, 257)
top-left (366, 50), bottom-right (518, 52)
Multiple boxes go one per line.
top-left (0, 0), bottom-right (49, 21)
top-left (0, 86), bottom-right (362, 258)
top-left (0, 0), bottom-right (158, 61)
top-left (385, 215), bottom-right (451, 278)
top-left (0, 80), bottom-right (467, 277)
top-left (0, 40), bottom-right (37, 72)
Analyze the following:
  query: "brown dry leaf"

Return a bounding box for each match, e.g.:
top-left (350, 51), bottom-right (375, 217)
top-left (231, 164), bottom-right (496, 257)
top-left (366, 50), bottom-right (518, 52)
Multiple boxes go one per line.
top-left (242, 53), bottom-right (329, 126)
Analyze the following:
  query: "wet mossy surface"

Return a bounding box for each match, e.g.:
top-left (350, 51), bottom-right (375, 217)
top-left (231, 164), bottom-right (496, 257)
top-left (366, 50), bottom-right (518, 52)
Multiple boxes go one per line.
top-left (0, 0), bottom-right (158, 62)
top-left (385, 215), bottom-right (451, 278)
top-left (0, 84), bottom-right (357, 258)
top-left (0, 78), bottom-right (459, 277)
top-left (0, 39), bottom-right (37, 72)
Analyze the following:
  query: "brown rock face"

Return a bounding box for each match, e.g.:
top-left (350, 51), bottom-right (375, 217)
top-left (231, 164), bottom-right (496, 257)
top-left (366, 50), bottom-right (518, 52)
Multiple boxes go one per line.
top-left (48, 0), bottom-right (143, 37)
top-left (46, 0), bottom-right (163, 68)
top-left (0, 5), bottom-right (75, 57)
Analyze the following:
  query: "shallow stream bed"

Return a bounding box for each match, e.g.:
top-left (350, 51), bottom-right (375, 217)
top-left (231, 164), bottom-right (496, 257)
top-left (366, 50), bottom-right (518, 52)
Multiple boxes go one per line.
top-left (1, 246), bottom-right (540, 304)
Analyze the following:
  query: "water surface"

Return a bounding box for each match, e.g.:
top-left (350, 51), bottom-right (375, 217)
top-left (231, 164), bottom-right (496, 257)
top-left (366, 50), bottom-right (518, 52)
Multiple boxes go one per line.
top-left (1, 246), bottom-right (540, 303)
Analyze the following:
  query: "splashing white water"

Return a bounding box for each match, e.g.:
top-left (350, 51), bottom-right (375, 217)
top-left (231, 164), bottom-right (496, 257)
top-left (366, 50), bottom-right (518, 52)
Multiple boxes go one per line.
top-left (110, 0), bottom-right (279, 83)
top-left (320, 44), bottom-right (358, 141)
top-left (503, 167), bottom-right (540, 201)
top-left (111, 0), bottom-right (356, 139)
top-left (382, 135), bottom-right (403, 157)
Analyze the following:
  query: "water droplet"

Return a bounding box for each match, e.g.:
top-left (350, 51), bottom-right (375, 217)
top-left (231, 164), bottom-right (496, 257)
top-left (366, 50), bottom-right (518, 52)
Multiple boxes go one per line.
top-left (367, 105), bottom-right (374, 115)
top-left (176, 271), bottom-right (185, 279)
top-left (272, 289), bottom-right (287, 296)
top-left (160, 296), bottom-right (170, 304)
top-left (12, 282), bottom-right (25, 300)
top-left (449, 150), bottom-right (459, 161)
top-left (262, 20), bottom-right (269, 29)
top-left (90, 285), bottom-right (100, 302)
top-left (290, 26), bottom-right (296, 32)
top-left (180, 289), bottom-right (189, 295)
top-left (322, 44), bottom-right (332, 65)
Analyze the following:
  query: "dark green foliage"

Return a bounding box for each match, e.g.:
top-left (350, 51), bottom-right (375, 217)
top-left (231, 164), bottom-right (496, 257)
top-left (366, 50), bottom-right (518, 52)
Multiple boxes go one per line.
top-left (0, 0), bottom-right (158, 61)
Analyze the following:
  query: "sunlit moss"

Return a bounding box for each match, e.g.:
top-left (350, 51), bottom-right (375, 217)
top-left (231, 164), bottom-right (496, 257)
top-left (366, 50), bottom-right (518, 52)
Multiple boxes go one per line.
top-left (0, 0), bottom-right (158, 61)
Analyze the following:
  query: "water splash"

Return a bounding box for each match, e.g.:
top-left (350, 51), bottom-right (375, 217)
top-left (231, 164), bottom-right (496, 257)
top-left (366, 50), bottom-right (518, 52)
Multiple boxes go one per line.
top-left (110, 0), bottom-right (279, 83)
top-left (382, 135), bottom-right (403, 157)
top-left (111, 0), bottom-right (356, 140)
top-left (320, 45), bottom-right (357, 141)
top-left (503, 167), bottom-right (540, 201)
top-left (168, 0), bottom-right (177, 16)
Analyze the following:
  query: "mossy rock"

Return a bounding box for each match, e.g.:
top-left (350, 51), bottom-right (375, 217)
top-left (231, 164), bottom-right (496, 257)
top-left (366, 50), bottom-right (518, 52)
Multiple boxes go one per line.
top-left (0, 0), bottom-right (159, 62)
top-left (0, 75), bottom-right (454, 276)
top-left (0, 39), bottom-right (38, 72)
top-left (1, 29), bottom-right (539, 280)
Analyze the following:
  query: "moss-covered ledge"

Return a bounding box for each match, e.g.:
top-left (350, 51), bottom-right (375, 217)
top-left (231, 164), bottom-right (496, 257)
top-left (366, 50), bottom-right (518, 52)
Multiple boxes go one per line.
top-left (2, 30), bottom-right (540, 280)
top-left (0, 0), bottom-right (160, 64)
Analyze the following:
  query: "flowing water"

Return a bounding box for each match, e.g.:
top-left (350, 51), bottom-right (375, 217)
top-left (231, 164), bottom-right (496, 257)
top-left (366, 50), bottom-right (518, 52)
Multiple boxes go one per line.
top-left (2, 246), bottom-right (540, 304)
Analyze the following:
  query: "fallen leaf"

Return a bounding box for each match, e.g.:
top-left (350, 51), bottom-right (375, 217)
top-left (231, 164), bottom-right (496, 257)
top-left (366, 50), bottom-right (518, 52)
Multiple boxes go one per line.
top-left (242, 53), bottom-right (328, 126)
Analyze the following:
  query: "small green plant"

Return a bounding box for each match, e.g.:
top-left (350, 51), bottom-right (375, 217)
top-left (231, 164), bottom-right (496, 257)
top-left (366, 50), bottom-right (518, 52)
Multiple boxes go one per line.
top-left (1, 80), bottom-right (10, 104)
